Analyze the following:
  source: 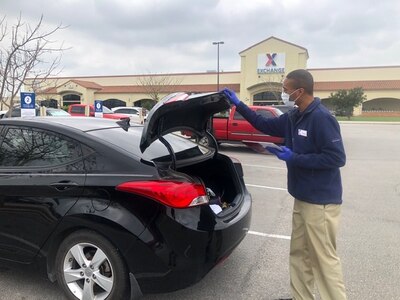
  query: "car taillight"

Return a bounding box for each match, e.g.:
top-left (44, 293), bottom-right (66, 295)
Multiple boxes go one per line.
top-left (116, 180), bottom-right (209, 208)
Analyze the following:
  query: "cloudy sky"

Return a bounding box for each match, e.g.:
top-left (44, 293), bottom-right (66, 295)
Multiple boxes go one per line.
top-left (2, 0), bottom-right (400, 77)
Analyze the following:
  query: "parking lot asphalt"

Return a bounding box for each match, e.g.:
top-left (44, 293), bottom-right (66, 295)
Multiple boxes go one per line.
top-left (1, 123), bottom-right (399, 300)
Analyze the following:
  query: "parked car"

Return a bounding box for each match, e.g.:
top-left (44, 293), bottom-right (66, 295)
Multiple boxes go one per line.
top-left (271, 104), bottom-right (294, 114)
top-left (1, 106), bottom-right (70, 118)
top-left (46, 108), bottom-right (71, 116)
top-left (68, 104), bottom-right (130, 120)
top-left (111, 106), bottom-right (148, 123)
top-left (0, 91), bottom-right (251, 300)
top-left (211, 105), bottom-right (284, 145)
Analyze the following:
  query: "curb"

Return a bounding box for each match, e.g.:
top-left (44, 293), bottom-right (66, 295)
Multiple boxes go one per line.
top-left (338, 121), bottom-right (400, 125)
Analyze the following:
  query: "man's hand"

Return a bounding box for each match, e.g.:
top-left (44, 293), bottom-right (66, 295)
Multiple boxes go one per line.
top-left (266, 146), bottom-right (294, 162)
top-left (222, 88), bottom-right (240, 106)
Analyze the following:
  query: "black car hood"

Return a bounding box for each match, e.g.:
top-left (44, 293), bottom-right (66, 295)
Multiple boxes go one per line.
top-left (140, 92), bottom-right (230, 152)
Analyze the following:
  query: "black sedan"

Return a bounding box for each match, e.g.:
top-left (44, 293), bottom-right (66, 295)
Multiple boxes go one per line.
top-left (0, 92), bottom-right (252, 300)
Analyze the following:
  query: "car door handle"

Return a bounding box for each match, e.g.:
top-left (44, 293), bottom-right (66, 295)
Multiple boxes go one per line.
top-left (50, 181), bottom-right (79, 191)
top-left (232, 122), bottom-right (238, 126)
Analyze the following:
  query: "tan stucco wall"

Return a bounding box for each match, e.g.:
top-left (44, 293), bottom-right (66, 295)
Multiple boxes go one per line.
top-left (30, 91), bottom-right (144, 107)
top-left (317, 89), bottom-right (400, 104)
top-left (309, 72), bottom-right (400, 116)
top-left (94, 93), bottom-right (150, 106)
top-left (309, 66), bottom-right (400, 82)
top-left (27, 72), bottom-right (241, 89)
top-left (239, 37), bottom-right (308, 104)
top-left (24, 72), bottom-right (242, 106)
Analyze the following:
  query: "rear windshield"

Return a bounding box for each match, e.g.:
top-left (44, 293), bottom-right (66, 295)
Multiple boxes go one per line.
top-left (70, 106), bottom-right (85, 114)
top-left (47, 109), bottom-right (70, 116)
top-left (114, 108), bottom-right (139, 114)
top-left (87, 127), bottom-right (211, 162)
top-left (102, 106), bottom-right (113, 114)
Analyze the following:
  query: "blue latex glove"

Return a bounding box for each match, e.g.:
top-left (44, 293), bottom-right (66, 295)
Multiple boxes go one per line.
top-left (266, 146), bottom-right (294, 162)
top-left (222, 88), bottom-right (240, 106)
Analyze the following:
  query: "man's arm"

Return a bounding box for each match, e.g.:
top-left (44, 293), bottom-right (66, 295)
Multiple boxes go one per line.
top-left (222, 88), bottom-right (286, 137)
top-left (236, 102), bottom-right (286, 138)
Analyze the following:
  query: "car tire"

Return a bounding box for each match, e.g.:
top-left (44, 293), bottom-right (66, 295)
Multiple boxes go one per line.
top-left (55, 230), bottom-right (129, 300)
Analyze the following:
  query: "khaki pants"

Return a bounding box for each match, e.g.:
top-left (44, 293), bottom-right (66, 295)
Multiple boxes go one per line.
top-left (290, 199), bottom-right (347, 300)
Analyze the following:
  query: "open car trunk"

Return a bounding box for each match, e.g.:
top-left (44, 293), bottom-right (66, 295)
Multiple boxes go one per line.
top-left (175, 153), bottom-right (244, 215)
top-left (140, 91), bottom-right (246, 215)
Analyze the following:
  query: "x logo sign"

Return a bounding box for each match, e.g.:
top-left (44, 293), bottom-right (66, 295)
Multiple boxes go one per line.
top-left (266, 53), bottom-right (277, 66)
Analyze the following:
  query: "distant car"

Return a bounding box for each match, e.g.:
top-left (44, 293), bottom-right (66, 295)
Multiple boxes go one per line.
top-left (0, 91), bottom-right (251, 300)
top-left (44, 108), bottom-right (71, 116)
top-left (1, 106), bottom-right (70, 118)
top-left (68, 104), bottom-right (130, 120)
top-left (0, 110), bottom-right (8, 118)
top-left (271, 104), bottom-right (294, 114)
top-left (111, 106), bottom-right (148, 123)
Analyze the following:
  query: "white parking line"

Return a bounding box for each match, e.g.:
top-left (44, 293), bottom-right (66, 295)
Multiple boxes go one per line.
top-left (245, 181), bottom-right (290, 240)
top-left (248, 230), bottom-right (291, 240)
top-left (243, 164), bottom-right (286, 170)
top-left (246, 183), bottom-right (287, 191)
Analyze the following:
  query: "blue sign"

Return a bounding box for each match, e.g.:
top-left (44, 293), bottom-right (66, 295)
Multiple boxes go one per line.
top-left (20, 92), bottom-right (36, 117)
top-left (20, 92), bottom-right (36, 109)
top-left (94, 100), bottom-right (103, 118)
top-left (94, 100), bottom-right (103, 112)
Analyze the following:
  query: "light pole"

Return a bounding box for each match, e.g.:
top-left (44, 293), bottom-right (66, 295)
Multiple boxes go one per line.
top-left (212, 41), bottom-right (224, 91)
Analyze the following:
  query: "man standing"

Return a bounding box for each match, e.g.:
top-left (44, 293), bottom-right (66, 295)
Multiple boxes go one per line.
top-left (223, 69), bottom-right (347, 300)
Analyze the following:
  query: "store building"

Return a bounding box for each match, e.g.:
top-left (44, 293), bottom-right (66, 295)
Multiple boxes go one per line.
top-left (25, 36), bottom-right (400, 115)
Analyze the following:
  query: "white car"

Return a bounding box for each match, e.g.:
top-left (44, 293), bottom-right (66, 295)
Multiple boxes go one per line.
top-left (111, 106), bottom-right (148, 123)
top-left (0, 110), bottom-right (7, 119)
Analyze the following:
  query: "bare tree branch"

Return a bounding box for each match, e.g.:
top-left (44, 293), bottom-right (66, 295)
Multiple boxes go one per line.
top-left (0, 13), bottom-right (67, 111)
top-left (136, 73), bottom-right (183, 103)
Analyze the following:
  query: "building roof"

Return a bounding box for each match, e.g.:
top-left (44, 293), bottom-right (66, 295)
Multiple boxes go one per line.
top-left (99, 84), bottom-right (240, 93)
top-left (70, 79), bottom-right (103, 89)
top-left (27, 71), bottom-right (241, 80)
top-left (308, 65), bottom-right (400, 71)
top-left (40, 83), bottom-right (240, 94)
top-left (38, 79), bottom-right (103, 94)
top-left (239, 36), bottom-right (309, 58)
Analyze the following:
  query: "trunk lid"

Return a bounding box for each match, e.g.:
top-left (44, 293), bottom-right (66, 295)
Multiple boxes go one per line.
top-left (140, 92), bottom-right (230, 153)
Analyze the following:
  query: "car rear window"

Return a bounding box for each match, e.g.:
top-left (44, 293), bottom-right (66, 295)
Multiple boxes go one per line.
top-left (47, 109), bottom-right (70, 116)
top-left (272, 107), bottom-right (284, 115)
top-left (102, 106), bottom-right (113, 113)
top-left (256, 109), bottom-right (274, 118)
top-left (87, 127), bottom-right (211, 162)
top-left (233, 110), bottom-right (245, 120)
top-left (70, 106), bottom-right (85, 114)
top-left (115, 108), bottom-right (138, 114)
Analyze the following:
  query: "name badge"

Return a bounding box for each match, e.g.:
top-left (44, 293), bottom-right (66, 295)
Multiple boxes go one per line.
top-left (298, 129), bottom-right (307, 137)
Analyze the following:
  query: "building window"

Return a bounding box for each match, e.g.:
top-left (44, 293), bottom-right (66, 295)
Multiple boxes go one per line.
top-left (63, 94), bottom-right (81, 106)
top-left (253, 91), bottom-right (282, 105)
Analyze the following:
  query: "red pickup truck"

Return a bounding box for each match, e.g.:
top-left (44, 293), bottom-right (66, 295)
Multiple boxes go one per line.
top-left (212, 105), bottom-right (284, 145)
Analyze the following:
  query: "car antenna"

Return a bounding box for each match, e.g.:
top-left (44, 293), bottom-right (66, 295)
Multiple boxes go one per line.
top-left (116, 118), bottom-right (130, 131)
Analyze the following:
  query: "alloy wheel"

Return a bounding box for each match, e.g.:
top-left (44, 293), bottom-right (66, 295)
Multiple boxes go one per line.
top-left (62, 242), bottom-right (114, 300)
